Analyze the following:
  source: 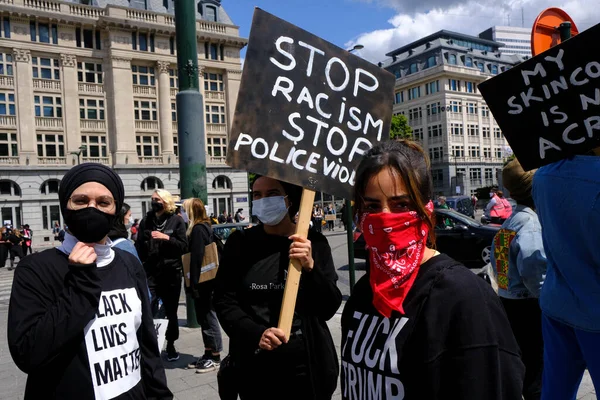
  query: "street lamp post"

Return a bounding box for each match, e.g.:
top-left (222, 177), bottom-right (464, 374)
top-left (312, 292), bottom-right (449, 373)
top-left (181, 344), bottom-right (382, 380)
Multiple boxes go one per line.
top-left (70, 145), bottom-right (87, 165)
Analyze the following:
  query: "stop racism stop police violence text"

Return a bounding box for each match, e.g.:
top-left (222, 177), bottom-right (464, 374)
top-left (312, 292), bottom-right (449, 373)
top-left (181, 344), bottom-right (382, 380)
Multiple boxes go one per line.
top-left (234, 36), bottom-right (384, 186)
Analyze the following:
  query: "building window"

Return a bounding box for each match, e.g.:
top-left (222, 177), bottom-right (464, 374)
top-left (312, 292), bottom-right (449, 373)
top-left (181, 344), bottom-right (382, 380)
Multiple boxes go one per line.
top-left (481, 106), bottom-right (490, 117)
top-left (428, 147), bottom-right (443, 161)
top-left (408, 107), bottom-right (422, 121)
top-left (394, 91), bottom-right (403, 104)
top-left (205, 104), bottom-right (226, 125)
top-left (205, 5), bottom-right (218, 22)
top-left (426, 102), bottom-right (441, 115)
top-left (491, 64), bottom-right (498, 75)
top-left (81, 134), bottom-right (107, 158)
top-left (40, 179), bottom-right (60, 194)
top-left (34, 96), bottom-right (62, 118)
top-left (1, 17), bottom-right (10, 39)
top-left (32, 57), bottom-right (60, 80)
top-left (425, 80), bottom-right (439, 95)
top-left (428, 124), bottom-right (442, 138)
top-left (213, 175), bottom-right (232, 189)
top-left (449, 100), bottom-right (462, 113)
top-left (132, 32), bottom-right (155, 52)
top-left (76, 28), bottom-right (101, 50)
top-left (169, 37), bottom-right (175, 55)
top-left (394, 70), bottom-right (401, 79)
top-left (0, 93), bottom-right (15, 116)
top-left (482, 127), bottom-right (490, 138)
top-left (173, 134), bottom-right (178, 156)
top-left (413, 128), bottom-right (424, 140)
top-left (37, 134), bottom-right (64, 157)
top-left (485, 168), bottom-right (493, 179)
top-left (204, 72), bottom-right (224, 92)
top-left (469, 146), bottom-right (480, 157)
top-left (171, 102), bottom-right (177, 121)
top-left (467, 124), bottom-right (479, 136)
top-left (495, 147), bottom-right (503, 158)
top-left (169, 68), bottom-right (178, 88)
top-left (452, 145), bottom-right (465, 157)
top-left (432, 169), bottom-right (444, 186)
top-left (132, 65), bottom-right (155, 86)
top-left (408, 63), bottom-right (418, 75)
top-left (0, 180), bottom-right (20, 196)
top-left (466, 102), bottom-right (478, 114)
top-left (494, 127), bottom-right (502, 138)
top-left (465, 81), bottom-right (477, 93)
top-left (77, 62), bottom-right (103, 84)
top-left (469, 168), bottom-right (482, 183)
top-left (450, 123), bottom-right (463, 136)
top-left (408, 86), bottom-right (421, 100)
top-left (134, 100), bottom-right (157, 121)
top-left (465, 57), bottom-right (473, 67)
top-left (478, 62), bottom-right (485, 73)
top-left (30, 21), bottom-right (58, 44)
top-left (207, 136), bottom-right (227, 157)
top-left (426, 56), bottom-right (436, 68)
top-left (448, 79), bottom-right (461, 91)
top-left (140, 177), bottom-right (164, 191)
top-left (0, 132), bottom-right (18, 157)
top-left (483, 147), bottom-right (492, 158)
top-left (136, 135), bottom-right (160, 156)
top-left (41, 205), bottom-right (61, 230)
top-left (205, 43), bottom-right (220, 60)
top-left (448, 54), bottom-right (457, 65)
top-left (79, 98), bottom-right (105, 120)
top-left (0, 53), bottom-right (13, 76)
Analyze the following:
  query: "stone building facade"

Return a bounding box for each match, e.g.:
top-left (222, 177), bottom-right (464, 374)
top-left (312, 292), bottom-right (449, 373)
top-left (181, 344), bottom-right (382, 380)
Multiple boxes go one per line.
top-left (0, 0), bottom-right (248, 246)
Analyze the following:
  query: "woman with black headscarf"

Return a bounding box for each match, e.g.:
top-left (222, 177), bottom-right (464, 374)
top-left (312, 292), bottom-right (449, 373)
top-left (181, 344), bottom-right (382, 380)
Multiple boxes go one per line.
top-left (7, 163), bottom-right (172, 400)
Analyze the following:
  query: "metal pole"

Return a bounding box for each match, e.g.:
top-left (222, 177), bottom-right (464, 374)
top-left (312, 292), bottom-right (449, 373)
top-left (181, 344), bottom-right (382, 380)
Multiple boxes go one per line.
top-left (175, 0), bottom-right (205, 329)
top-left (345, 198), bottom-right (356, 292)
top-left (558, 22), bottom-right (572, 42)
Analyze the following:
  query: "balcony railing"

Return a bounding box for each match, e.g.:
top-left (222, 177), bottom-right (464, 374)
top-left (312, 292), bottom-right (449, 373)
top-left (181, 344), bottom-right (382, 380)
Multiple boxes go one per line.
top-left (0, 115), bottom-right (16, 127)
top-left (426, 114), bottom-right (441, 123)
top-left (24, 0), bottom-right (60, 12)
top-left (135, 120), bottom-right (159, 131)
top-left (35, 117), bottom-right (63, 129)
top-left (133, 85), bottom-right (157, 96)
top-left (206, 123), bottom-right (227, 133)
top-left (38, 156), bottom-right (67, 165)
top-left (68, 2), bottom-right (105, 18)
top-left (205, 91), bottom-right (225, 101)
top-left (170, 88), bottom-right (178, 97)
top-left (0, 76), bottom-right (14, 88)
top-left (470, 179), bottom-right (483, 186)
top-left (447, 112), bottom-right (462, 120)
top-left (409, 118), bottom-right (423, 126)
top-left (466, 114), bottom-right (479, 122)
top-left (82, 157), bottom-right (110, 165)
top-left (198, 21), bottom-right (227, 34)
top-left (33, 79), bottom-right (61, 91)
top-left (126, 8), bottom-right (158, 23)
top-left (78, 82), bottom-right (104, 94)
top-left (428, 136), bottom-right (443, 144)
top-left (0, 156), bottom-right (18, 164)
top-left (483, 137), bottom-right (491, 144)
top-left (207, 155), bottom-right (227, 165)
top-left (138, 156), bottom-right (163, 164)
top-left (80, 119), bottom-right (106, 131)
top-left (468, 136), bottom-right (480, 143)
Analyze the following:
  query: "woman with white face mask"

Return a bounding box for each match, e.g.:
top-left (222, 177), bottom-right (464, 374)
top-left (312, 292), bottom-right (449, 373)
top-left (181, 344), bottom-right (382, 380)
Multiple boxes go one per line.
top-left (213, 176), bottom-right (342, 400)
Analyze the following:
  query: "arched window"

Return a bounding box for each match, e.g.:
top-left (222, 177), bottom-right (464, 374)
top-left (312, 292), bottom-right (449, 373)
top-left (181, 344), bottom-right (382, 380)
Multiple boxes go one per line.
top-left (40, 179), bottom-right (60, 195)
top-left (0, 179), bottom-right (21, 196)
top-left (141, 177), bottom-right (164, 191)
top-left (426, 56), bottom-right (436, 68)
top-left (408, 63), bottom-right (417, 75)
top-left (448, 54), bottom-right (457, 65)
top-left (212, 175), bottom-right (232, 190)
top-left (465, 57), bottom-right (473, 67)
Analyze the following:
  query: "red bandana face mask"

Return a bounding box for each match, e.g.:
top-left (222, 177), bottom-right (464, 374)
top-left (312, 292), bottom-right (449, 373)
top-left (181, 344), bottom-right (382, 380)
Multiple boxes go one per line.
top-left (360, 201), bottom-right (433, 317)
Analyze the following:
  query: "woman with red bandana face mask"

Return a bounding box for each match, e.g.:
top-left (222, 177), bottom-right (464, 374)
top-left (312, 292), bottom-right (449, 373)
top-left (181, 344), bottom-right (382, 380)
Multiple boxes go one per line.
top-left (340, 140), bottom-right (524, 400)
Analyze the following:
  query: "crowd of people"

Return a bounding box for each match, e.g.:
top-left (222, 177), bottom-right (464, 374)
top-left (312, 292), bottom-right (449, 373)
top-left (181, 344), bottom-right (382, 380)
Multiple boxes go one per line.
top-left (4, 136), bottom-right (599, 400)
top-left (0, 224), bottom-right (32, 270)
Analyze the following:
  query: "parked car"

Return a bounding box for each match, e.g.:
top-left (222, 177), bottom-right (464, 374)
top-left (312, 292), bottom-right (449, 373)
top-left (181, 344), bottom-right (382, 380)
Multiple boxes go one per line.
top-left (435, 196), bottom-right (475, 218)
top-left (212, 222), bottom-right (250, 242)
top-left (480, 198), bottom-right (517, 224)
top-left (354, 209), bottom-right (500, 268)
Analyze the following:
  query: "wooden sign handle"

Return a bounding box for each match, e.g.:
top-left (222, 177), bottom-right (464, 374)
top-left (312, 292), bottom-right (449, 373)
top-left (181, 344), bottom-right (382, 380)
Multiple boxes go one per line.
top-left (277, 188), bottom-right (316, 339)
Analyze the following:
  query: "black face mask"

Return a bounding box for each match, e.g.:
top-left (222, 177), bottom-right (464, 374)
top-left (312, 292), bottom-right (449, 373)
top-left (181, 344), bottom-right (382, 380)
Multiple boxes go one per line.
top-left (151, 201), bottom-right (164, 213)
top-left (63, 207), bottom-right (115, 243)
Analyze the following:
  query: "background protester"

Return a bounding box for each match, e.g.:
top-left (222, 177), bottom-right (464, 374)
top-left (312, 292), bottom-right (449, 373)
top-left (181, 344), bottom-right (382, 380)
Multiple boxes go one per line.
top-left (218, 211), bottom-right (227, 224)
top-left (108, 203), bottom-right (140, 262)
top-left (7, 229), bottom-right (24, 271)
top-left (234, 208), bottom-right (245, 223)
top-left (487, 188), bottom-right (512, 224)
top-left (491, 158), bottom-right (546, 400)
top-left (312, 206), bottom-right (323, 233)
top-left (21, 225), bottom-right (32, 256)
top-left (532, 154), bottom-right (600, 400)
top-left (130, 218), bottom-right (140, 241)
top-left (183, 198), bottom-right (223, 374)
top-left (0, 227), bottom-right (9, 268)
top-left (214, 176), bottom-right (342, 400)
top-left (7, 163), bottom-right (172, 400)
top-left (341, 140), bottom-right (524, 399)
top-left (326, 204), bottom-right (336, 231)
top-left (136, 189), bottom-right (187, 362)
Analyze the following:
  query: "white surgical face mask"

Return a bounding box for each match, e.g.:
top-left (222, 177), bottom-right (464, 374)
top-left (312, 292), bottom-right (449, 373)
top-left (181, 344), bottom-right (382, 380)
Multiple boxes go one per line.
top-left (252, 196), bottom-right (289, 226)
top-left (490, 192), bottom-right (494, 198)
top-left (128, 216), bottom-right (134, 225)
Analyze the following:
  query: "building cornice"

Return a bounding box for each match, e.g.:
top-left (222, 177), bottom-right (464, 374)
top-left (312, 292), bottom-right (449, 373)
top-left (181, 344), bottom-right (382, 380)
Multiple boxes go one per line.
top-left (12, 48), bottom-right (31, 63)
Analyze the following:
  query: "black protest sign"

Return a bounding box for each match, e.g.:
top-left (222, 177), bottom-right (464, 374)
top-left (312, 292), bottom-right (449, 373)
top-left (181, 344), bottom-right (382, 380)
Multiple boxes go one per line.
top-left (478, 22), bottom-right (600, 171)
top-left (227, 8), bottom-right (395, 199)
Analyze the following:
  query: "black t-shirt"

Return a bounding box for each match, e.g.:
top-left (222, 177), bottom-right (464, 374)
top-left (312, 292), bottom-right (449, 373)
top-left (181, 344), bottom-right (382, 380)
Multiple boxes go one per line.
top-left (341, 254), bottom-right (524, 400)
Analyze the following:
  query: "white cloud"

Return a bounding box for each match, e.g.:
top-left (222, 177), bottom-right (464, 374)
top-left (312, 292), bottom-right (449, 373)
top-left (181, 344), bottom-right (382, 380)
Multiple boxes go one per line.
top-left (347, 0), bottom-right (599, 63)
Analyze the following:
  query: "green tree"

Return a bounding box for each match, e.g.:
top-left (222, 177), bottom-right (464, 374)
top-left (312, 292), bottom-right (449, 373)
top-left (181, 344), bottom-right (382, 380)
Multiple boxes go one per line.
top-left (389, 114), bottom-right (413, 140)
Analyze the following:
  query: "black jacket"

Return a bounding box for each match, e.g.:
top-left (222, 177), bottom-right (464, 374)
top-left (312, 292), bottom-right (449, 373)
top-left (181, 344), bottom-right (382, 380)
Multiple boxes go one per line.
top-left (213, 225), bottom-right (342, 399)
top-left (8, 248), bottom-right (172, 400)
top-left (188, 223), bottom-right (213, 297)
top-left (135, 211), bottom-right (187, 280)
top-left (341, 254), bottom-right (524, 400)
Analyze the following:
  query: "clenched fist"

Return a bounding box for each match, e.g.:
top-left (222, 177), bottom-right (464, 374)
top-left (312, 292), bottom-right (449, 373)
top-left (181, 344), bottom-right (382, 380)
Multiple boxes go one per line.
top-left (68, 242), bottom-right (97, 265)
